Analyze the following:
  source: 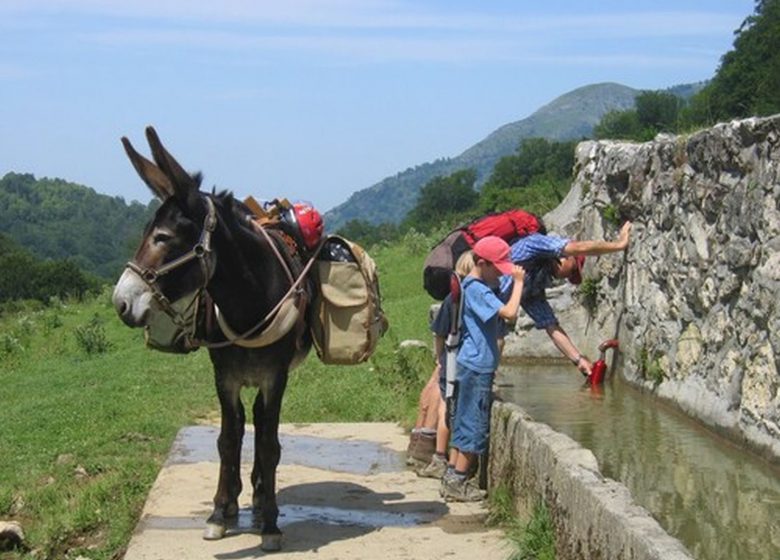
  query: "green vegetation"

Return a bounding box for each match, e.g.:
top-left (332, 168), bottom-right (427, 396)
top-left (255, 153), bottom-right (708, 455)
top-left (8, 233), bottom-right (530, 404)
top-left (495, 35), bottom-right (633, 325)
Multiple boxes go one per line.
top-left (638, 347), bottom-right (667, 386)
top-left (689, 0), bottom-right (780, 123)
top-left (488, 486), bottom-right (557, 560)
top-left (0, 234), bottom-right (101, 305)
top-left (594, 90), bottom-right (684, 141)
top-left (594, 1), bottom-right (780, 140)
top-left (402, 169), bottom-right (479, 233)
top-left (73, 314), bottom-right (113, 355)
top-left (600, 204), bottom-right (621, 227)
top-left (577, 277), bottom-right (600, 315)
top-left (0, 173), bottom-right (154, 279)
top-left (479, 138), bottom-right (575, 216)
top-left (336, 138), bottom-right (575, 246)
top-left (0, 235), bottom-right (437, 559)
top-left (0, 293), bottom-right (216, 559)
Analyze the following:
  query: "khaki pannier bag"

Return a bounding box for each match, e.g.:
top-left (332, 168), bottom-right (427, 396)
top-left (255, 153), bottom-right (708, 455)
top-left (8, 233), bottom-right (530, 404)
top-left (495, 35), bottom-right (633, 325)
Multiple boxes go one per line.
top-left (311, 235), bottom-right (388, 365)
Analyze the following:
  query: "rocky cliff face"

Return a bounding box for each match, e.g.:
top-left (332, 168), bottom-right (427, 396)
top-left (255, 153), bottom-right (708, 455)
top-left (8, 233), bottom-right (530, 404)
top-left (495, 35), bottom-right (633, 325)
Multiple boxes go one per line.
top-left (504, 114), bottom-right (780, 463)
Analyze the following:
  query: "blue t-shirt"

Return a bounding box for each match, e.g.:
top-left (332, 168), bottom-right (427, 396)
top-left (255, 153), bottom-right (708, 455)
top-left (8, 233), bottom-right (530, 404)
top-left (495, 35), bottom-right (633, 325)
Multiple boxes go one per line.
top-left (456, 277), bottom-right (504, 374)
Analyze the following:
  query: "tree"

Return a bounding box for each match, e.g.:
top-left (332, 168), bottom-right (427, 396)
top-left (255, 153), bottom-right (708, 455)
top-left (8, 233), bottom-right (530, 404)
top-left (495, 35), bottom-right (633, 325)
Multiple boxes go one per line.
top-left (478, 138), bottom-right (574, 214)
top-left (686, 0), bottom-right (780, 123)
top-left (594, 109), bottom-right (643, 140)
top-left (404, 169), bottom-right (479, 232)
top-left (487, 138), bottom-right (575, 190)
top-left (336, 219), bottom-right (400, 247)
top-left (0, 234), bottom-right (100, 303)
top-left (594, 91), bottom-right (683, 141)
top-left (635, 91), bottom-right (681, 133)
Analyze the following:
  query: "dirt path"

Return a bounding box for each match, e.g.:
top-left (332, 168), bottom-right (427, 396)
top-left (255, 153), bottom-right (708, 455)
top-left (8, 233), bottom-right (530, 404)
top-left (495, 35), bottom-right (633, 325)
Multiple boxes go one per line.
top-left (123, 423), bottom-right (506, 559)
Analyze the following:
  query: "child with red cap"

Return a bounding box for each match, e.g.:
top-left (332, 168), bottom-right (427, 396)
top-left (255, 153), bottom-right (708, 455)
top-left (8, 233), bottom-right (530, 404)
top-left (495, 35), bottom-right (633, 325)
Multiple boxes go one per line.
top-left (441, 236), bottom-right (525, 502)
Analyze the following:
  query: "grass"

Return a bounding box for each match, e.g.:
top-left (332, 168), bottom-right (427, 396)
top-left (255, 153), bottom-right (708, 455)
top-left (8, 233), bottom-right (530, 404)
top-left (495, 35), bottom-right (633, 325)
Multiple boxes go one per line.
top-left (0, 294), bottom-right (216, 559)
top-left (0, 239), bottom-right (437, 560)
top-left (488, 486), bottom-right (557, 560)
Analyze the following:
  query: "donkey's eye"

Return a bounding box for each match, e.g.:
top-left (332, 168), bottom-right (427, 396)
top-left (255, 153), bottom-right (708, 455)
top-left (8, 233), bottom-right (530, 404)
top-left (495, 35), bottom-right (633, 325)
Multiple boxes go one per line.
top-left (153, 232), bottom-right (172, 245)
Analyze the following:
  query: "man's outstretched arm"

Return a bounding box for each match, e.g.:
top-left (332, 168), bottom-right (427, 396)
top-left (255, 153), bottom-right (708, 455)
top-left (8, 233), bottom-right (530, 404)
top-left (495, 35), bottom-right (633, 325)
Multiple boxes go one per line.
top-left (545, 324), bottom-right (592, 376)
top-left (562, 221), bottom-right (632, 257)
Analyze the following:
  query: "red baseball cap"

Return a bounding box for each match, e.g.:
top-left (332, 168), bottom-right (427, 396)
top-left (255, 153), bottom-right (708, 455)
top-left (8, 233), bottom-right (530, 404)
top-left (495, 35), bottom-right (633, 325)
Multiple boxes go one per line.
top-left (568, 255), bottom-right (586, 285)
top-left (473, 236), bottom-right (513, 275)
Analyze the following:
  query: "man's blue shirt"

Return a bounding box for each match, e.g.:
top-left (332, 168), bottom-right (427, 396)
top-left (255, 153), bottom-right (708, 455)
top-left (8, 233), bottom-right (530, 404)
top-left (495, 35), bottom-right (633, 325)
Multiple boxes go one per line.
top-left (509, 232), bottom-right (569, 263)
top-left (505, 233), bottom-right (571, 329)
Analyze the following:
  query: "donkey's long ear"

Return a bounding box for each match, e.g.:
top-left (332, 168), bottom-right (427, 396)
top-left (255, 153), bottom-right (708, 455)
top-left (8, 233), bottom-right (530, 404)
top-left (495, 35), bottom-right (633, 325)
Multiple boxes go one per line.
top-left (121, 136), bottom-right (175, 200)
top-left (145, 126), bottom-right (196, 202)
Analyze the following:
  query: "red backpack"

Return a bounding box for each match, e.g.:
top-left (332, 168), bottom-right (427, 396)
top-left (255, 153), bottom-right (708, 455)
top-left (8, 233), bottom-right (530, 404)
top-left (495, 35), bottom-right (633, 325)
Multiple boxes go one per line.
top-left (422, 209), bottom-right (544, 300)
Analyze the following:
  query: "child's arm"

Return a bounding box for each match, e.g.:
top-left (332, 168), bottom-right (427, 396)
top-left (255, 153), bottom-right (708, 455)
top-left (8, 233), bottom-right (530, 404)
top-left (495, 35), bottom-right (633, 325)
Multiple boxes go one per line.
top-left (498, 265), bottom-right (525, 320)
top-left (433, 334), bottom-right (445, 364)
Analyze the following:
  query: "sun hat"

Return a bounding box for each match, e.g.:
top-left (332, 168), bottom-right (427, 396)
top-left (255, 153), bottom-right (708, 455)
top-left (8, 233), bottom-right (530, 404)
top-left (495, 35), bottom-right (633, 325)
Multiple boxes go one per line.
top-left (472, 236), bottom-right (513, 275)
top-left (568, 255), bottom-right (586, 285)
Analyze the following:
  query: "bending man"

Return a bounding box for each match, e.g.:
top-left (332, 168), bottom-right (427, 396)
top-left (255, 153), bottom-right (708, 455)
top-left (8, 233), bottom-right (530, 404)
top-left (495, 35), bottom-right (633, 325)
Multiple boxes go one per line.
top-left (509, 221), bottom-right (632, 376)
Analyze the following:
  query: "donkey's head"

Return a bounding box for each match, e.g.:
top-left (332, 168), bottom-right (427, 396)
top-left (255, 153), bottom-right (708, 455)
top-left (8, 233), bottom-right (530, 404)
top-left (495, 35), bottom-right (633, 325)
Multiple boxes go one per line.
top-left (113, 127), bottom-right (216, 331)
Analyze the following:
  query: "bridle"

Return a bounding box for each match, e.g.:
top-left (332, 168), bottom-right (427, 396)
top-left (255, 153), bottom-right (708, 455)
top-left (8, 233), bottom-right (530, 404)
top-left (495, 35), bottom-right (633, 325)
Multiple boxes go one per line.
top-left (126, 196), bottom-right (218, 325)
top-left (125, 195), bottom-right (320, 350)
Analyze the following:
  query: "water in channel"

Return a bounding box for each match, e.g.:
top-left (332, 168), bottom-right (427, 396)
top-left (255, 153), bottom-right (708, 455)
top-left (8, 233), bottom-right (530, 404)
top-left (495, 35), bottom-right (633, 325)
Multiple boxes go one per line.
top-left (495, 362), bottom-right (780, 560)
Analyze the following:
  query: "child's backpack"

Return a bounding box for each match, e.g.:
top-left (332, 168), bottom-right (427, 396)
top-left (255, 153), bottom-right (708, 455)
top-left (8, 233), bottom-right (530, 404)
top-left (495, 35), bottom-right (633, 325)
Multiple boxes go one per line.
top-left (311, 235), bottom-right (389, 364)
top-left (423, 209), bottom-right (545, 300)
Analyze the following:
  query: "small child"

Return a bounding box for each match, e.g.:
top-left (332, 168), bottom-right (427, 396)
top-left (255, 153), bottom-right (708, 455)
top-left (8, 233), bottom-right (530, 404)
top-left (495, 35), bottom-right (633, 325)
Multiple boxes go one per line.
top-left (442, 236), bottom-right (524, 502)
top-left (416, 251), bottom-right (477, 478)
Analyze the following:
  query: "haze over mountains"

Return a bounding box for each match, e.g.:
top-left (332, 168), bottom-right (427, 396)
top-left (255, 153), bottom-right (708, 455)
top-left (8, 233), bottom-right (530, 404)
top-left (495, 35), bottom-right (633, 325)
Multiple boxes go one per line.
top-left (323, 82), bottom-right (685, 230)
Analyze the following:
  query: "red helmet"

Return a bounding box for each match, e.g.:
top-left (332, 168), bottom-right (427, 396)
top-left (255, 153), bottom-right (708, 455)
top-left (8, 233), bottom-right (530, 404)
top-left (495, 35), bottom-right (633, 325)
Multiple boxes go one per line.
top-left (292, 202), bottom-right (323, 250)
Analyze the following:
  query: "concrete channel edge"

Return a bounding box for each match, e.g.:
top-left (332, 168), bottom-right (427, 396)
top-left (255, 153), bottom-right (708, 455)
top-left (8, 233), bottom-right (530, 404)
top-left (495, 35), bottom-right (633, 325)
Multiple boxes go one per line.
top-left (488, 401), bottom-right (694, 560)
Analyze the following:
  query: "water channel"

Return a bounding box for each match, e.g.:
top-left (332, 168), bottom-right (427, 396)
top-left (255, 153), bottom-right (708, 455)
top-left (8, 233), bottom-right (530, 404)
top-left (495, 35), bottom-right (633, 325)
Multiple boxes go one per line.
top-left (495, 362), bottom-right (780, 560)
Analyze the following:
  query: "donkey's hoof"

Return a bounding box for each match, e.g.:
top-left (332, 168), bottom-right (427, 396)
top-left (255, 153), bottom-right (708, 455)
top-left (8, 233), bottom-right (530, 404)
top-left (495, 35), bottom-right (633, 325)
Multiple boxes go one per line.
top-left (261, 533), bottom-right (283, 552)
top-left (203, 523), bottom-right (226, 540)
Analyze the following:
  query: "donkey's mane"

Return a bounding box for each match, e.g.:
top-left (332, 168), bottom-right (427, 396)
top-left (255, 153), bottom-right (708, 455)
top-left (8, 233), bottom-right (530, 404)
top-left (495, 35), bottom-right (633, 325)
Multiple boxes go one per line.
top-left (213, 190), bottom-right (260, 239)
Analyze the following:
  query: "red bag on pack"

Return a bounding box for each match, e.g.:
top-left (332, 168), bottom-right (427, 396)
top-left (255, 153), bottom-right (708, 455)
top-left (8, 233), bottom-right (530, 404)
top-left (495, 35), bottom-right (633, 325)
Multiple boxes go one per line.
top-left (422, 209), bottom-right (544, 300)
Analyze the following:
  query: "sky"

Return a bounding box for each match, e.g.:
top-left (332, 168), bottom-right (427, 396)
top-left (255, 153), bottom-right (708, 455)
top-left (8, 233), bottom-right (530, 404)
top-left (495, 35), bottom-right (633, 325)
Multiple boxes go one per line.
top-left (0, 0), bottom-right (756, 212)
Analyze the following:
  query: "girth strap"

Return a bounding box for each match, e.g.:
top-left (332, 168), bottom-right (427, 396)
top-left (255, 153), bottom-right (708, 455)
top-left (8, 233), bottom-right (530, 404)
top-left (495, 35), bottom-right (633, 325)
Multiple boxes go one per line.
top-left (214, 295), bottom-right (302, 348)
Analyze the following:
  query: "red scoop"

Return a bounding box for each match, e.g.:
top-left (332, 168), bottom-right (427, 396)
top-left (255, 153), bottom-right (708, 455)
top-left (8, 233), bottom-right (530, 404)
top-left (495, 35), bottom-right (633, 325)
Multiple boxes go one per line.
top-left (589, 339), bottom-right (619, 385)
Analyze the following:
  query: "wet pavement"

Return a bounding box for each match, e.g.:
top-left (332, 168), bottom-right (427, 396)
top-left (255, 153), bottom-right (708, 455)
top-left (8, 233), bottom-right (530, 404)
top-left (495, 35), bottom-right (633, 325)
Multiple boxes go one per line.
top-left (123, 423), bottom-right (505, 559)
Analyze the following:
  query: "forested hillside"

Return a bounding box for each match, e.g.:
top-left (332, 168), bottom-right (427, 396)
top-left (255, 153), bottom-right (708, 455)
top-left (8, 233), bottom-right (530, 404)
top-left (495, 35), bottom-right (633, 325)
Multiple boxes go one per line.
top-left (324, 82), bottom-right (640, 230)
top-left (0, 173), bottom-right (154, 279)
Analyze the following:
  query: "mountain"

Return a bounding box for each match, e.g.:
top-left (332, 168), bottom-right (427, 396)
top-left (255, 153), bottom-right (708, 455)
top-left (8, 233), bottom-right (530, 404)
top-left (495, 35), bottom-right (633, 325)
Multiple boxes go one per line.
top-left (0, 172), bottom-right (155, 279)
top-left (324, 82), bottom-right (640, 230)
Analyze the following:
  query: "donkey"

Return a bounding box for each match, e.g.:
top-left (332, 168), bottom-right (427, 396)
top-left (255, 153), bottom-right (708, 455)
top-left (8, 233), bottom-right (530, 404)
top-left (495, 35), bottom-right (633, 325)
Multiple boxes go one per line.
top-left (112, 127), bottom-right (313, 552)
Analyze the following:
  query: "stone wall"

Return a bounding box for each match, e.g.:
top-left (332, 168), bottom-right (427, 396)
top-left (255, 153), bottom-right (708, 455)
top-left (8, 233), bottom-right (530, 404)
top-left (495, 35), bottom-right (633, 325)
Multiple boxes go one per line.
top-left (503, 114), bottom-right (780, 463)
top-left (489, 402), bottom-right (693, 560)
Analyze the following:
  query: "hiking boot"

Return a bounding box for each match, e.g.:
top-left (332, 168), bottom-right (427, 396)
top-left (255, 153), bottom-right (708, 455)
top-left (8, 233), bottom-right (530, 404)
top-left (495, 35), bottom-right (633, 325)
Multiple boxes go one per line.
top-left (441, 476), bottom-right (486, 503)
top-left (406, 430), bottom-right (436, 465)
top-left (439, 469), bottom-right (457, 497)
top-left (417, 454), bottom-right (448, 479)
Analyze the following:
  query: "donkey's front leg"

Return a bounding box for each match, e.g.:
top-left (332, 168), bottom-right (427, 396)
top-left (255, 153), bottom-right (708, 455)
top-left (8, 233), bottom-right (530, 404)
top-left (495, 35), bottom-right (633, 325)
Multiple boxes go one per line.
top-left (251, 373), bottom-right (288, 551)
top-left (204, 381), bottom-right (245, 540)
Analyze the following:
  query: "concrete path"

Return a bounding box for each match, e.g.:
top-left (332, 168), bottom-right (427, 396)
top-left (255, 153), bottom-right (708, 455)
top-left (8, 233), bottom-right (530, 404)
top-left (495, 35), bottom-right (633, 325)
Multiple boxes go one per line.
top-left (123, 423), bottom-right (506, 559)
